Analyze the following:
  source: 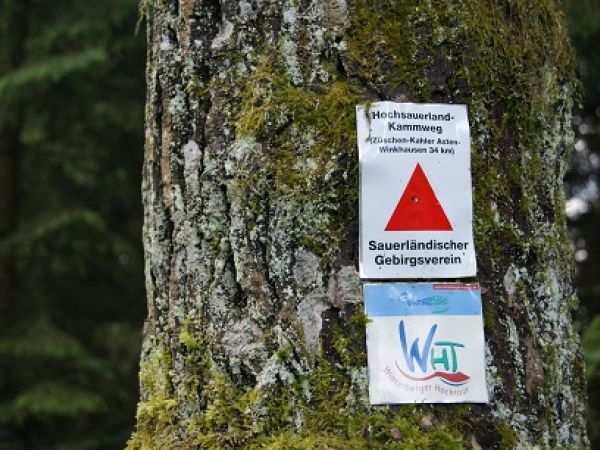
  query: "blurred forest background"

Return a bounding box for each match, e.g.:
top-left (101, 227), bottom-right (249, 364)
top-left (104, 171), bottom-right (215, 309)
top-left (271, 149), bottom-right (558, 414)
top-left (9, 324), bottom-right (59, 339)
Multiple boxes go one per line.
top-left (565, 1), bottom-right (600, 448)
top-left (0, 0), bottom-right (145, 448)
top-left (0, 0), bottom-right (598, 449)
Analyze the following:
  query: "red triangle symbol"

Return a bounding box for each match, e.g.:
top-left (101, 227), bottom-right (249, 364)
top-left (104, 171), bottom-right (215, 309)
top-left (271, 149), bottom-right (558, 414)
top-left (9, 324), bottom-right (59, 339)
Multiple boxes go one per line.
top-left (385, 163), bottom-right (453, 231)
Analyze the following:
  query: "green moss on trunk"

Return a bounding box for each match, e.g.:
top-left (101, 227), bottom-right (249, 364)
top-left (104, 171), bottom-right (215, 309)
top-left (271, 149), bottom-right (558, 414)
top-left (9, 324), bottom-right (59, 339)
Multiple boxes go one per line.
top-left (130, 0), bottom-right (588, 448)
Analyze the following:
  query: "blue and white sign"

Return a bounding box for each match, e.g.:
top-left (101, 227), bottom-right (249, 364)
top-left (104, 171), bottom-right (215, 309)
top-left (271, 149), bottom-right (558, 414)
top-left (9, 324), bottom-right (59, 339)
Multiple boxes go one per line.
top-left (365, 282), bottom-right (488, 404)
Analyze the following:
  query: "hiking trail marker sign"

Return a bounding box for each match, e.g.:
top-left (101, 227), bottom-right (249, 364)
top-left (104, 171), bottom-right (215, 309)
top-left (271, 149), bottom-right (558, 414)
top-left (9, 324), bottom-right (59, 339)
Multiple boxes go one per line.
top-left (364, 282), bottom-right (488, 404)
top-left (357, 102), bottom-right (476, 279)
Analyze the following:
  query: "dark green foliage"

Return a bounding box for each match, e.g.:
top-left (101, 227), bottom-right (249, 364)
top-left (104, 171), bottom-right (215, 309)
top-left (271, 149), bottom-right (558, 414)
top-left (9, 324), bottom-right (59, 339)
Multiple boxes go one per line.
top-left (0, 0), bottom-right (145, 448)
top-left (583, 316), bottom-right (600, 448)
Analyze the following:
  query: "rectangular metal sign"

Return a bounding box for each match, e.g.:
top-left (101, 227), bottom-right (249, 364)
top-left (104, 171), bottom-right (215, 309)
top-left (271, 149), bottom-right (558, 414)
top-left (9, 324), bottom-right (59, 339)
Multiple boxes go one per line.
top-left (357, 102), bottom-right (476, 279)
top-left (365, 282), bottom-right (488, 404)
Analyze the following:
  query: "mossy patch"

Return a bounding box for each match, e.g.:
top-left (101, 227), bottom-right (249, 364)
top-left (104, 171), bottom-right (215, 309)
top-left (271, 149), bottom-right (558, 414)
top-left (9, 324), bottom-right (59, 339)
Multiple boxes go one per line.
top-left (233, 48), bottom-right (363, 264)
top-left (129, 309), bottom-right (468, 449)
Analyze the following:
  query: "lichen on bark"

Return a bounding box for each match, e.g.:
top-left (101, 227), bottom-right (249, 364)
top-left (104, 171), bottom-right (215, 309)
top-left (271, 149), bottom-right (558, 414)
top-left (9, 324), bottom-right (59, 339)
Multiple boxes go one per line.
top-left (129, 0), bottom-right (588, 448)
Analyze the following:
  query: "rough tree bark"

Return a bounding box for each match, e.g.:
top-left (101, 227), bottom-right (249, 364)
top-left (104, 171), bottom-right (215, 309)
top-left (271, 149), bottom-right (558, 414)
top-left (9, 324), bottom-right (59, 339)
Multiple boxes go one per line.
top-left (129, 0), bottom-right (588, 448)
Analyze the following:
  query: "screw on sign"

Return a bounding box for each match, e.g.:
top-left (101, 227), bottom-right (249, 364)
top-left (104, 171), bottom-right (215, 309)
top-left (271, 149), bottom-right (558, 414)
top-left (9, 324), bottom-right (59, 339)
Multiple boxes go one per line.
top-left (385, 163), bottom-right (452, 232)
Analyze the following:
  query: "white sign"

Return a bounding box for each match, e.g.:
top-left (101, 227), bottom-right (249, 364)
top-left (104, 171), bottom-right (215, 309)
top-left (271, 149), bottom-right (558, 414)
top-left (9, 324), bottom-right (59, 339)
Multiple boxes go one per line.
top-left (365, 282), bottom-right (488, 404)
top-left (357, 102), bottom-right (476, 279)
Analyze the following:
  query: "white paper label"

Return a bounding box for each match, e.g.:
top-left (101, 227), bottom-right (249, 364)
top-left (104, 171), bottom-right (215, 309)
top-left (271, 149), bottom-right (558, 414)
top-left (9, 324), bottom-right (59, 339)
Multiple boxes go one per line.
top-left (357, 102), bottom-right (476, 279)
top-left (365, 282), bottom-right (488, 404)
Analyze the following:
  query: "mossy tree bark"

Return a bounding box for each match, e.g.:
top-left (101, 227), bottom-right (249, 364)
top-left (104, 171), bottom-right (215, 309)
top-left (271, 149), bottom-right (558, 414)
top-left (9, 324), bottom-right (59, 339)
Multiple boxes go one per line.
top-left (129, 0), bottom-right (588, 448)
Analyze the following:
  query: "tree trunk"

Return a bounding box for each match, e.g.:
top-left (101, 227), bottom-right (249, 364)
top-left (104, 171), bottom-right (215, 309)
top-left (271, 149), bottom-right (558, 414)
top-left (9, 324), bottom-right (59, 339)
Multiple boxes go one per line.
top-left (129, 0), bottom-right (588, 448)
